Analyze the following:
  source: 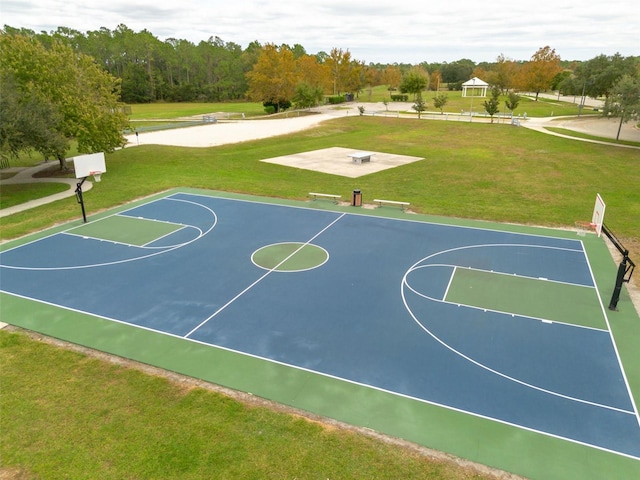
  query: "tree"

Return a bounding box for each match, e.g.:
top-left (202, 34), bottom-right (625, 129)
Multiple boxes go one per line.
top-left (325, 47), bottom-right (352, 95)
top-left (411, 92), bottom-right (427, 119)
top-left (400, 67), bottom-right (430, 99)
top-left (292, 82), bottom-right (323, 109)
top-left (575, 53), bottom-right (638, 99)
top-left (504, 91), bottom-right (521, 115)
top-left (483, 86), bottom-right (501, 123)
top-left (381, 65), bottom-right (402, 93)
top-left (518, 46), bottom-right (562, 100)
top-left (0, 72), bottom-right (68, 166)
top-left (432, 93), bottom-right (448, 114)
top-left (440, 59), bottom-right (475, 84)
top-left (488, 54), bottom-right (518, 93)
top-left (0, 31), bottom-right (129, 169)
top-left (429, 70), bottom-right (443, 91)
top-left (556, 75), bottom-right (580, 95)
top-left (603, 75), bottom-right (640, 140)
top-left (296, 54), bottom-right (329, 92)
top-left (246, 44), bottom-right (297, 112)
top-left (343, 60), bottom-right (365, 97)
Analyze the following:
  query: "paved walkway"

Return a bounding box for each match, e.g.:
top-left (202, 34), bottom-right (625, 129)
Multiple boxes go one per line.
top-left (0, 161), bottom-right (93, 218)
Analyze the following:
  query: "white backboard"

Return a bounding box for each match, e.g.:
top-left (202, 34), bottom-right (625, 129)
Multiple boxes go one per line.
top-left (592, 193), bottom-right (606, 237)
top-left (73, 152), bottom-right (106, 179)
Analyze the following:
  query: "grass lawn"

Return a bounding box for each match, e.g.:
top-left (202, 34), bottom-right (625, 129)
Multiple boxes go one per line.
top-left (0, 330), bottom-right (489, 480)
top-left (1, 114), bottom-right (639, 479)
top-left (128, 102), bottom-right (268, 120)
top-left (0, 183), bottom-right (69, 209)
top-left (359, 85), bottom-right (597, 118)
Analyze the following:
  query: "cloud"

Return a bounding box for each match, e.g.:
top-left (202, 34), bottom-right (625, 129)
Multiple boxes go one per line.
top-left (2, 0), bottom-right (638, 63)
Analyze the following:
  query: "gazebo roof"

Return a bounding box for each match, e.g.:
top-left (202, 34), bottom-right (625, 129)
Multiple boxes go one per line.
top-left (462, 77), bottom-right (489, 86)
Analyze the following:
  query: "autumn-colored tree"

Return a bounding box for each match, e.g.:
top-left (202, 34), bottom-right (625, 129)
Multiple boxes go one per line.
top-left (246, 44), bottom-right (297, 112)
top-left (343, 60), bottom-right (365, 97)
top-left (430, 70), bottom-right (443, 91)
top-left (517, 46), bottom-right (562, 100)
top-left (488, 54), bottom-right (519, 93)
top-left (296, 54), bottom-right (330, 92)
top-left (325, 47), bottom-right (353, 95)
top-left (381, 65), bottom-right (402, 93)
top-left (471, 66), bottom-right (488, 82)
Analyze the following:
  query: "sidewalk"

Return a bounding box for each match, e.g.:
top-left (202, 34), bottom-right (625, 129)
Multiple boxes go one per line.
top-left (0, 161), bottom-right (92, 218)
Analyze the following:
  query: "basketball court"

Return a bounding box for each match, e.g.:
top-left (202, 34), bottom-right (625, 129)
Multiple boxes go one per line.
top-left (1, 188), bottom-right (639, 479)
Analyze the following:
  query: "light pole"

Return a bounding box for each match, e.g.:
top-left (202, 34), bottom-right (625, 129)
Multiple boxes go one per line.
top-left (578, 79), bottom-right (586, 117)
top-left (469, 78), bottom-right (475, 122)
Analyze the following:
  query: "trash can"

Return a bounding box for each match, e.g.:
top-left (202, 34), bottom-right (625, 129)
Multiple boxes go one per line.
top-left (352, 189), bottom-right (362, 207)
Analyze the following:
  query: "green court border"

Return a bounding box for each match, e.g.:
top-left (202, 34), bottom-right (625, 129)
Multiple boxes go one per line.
top-left (2, 187), bottom-right (639, 479)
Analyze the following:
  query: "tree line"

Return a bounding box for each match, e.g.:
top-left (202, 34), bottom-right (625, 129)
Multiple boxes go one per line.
top-left (5, 24), bottom-right (638, 105)
top-left (1, 24), bottom-right (638, 168)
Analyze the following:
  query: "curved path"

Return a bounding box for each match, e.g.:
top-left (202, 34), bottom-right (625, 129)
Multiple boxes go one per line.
top-left (0, 162), bottom-right (93, 218)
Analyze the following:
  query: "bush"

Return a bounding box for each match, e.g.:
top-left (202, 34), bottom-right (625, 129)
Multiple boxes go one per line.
top-left (390, 94), bottom-right (409, 101)
top-left (326, 95), bottom-right (345, 104)
top-left (264, 105), bottom-right (276, 115)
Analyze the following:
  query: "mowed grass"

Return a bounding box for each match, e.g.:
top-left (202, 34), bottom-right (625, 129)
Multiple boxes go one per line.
top-left (0, 331), bottom-right (487, 480)
top-left (360, 84), bottom-right (596, 117)
top-left (1, 114), bottom-right (639, 479)
top-left (129, 102), bottom-right (267, 120)
top-left (2, 116), bottom-right (636, 252)
top-left (0, 183), bottom-right (69, 209)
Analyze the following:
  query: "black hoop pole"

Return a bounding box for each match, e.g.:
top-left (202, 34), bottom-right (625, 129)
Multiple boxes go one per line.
top-left (602, 224), bottom-right (636, 311)
top-left (608, 256), bottom-right (628, 311)
top-left (75, 177), bottom-right (88, 223)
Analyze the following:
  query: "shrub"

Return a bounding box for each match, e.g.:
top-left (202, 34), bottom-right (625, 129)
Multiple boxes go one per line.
top-left (326, 95), bottom-right (345, 104)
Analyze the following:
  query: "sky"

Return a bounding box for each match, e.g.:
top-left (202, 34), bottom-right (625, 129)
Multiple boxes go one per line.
top-left (2, 0), bottom-right (639, 64)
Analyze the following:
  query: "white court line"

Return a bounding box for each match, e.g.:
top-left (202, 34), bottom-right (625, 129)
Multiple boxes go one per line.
top-left (442, 266), bottom-right (456, 301)
top-left (3, 193), bottom-right (638, 461)
top-left (181, 191), bottom-right (588, 248)
top-left (402, 276), bottom-right (635, 416)
top-left (184, 212), bottom-right (346, 339)
top-left (3, 286), bottom-right (638, 462)
top-left (404, 269), bottom-right (608, 333)
top-left (580, 239), bottom-right (640, 428)
top-left (0, 196), bottom-right (217, 271)
top-left (401, 244), bottom-right (634, 416)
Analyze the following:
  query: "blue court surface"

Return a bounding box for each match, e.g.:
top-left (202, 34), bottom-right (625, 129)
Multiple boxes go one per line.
top-left (1, 190), bottom-right (639, 478)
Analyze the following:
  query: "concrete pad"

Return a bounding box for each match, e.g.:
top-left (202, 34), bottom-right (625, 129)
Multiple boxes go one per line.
top-left (261, 147), bottom-right (423, 178)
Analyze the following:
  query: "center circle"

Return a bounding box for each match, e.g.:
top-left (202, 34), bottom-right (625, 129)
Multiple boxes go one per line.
top-left (251, 242), bottom-right (329, 272)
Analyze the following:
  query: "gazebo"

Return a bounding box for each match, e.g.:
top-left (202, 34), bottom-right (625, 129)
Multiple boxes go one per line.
top-left (462, 77), bottom-right (489, 97)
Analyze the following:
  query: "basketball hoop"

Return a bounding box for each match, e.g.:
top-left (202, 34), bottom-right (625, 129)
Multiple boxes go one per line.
top-left (90, 171), bottom-right (103, 182)
top-left (575, 221), bottom-right (596, 236)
